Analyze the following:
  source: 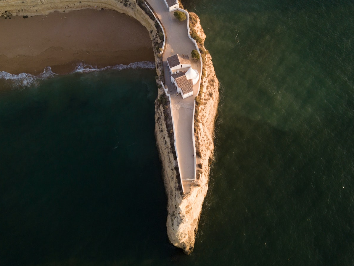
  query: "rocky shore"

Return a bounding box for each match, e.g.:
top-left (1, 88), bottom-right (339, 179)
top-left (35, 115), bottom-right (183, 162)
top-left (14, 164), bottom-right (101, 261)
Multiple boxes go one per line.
top-left (0, 0), bottom-right (219, 255)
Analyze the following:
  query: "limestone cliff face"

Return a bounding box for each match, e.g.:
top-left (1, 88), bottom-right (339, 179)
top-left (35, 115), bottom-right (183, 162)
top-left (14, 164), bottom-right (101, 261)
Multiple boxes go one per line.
top-left (155, 12), bottom-right (219, 254)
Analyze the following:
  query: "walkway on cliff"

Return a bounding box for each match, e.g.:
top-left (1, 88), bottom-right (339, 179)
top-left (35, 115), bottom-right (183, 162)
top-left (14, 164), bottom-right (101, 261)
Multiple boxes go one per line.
top-left (147, 0), bottom-right (201, 192)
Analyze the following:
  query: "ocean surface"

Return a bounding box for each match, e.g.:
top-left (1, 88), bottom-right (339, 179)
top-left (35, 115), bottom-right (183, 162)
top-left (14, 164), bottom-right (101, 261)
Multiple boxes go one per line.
top-left (1, 0), bottom-right (354, 265)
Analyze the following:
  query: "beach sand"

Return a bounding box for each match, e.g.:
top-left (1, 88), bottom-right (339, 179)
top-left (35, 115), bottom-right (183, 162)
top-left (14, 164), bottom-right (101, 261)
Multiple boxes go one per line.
top-left (0, 9), bottom-right (154, 75)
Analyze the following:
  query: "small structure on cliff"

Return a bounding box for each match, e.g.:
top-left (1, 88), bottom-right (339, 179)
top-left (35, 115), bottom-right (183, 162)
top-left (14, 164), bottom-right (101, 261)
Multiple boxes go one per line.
top-left (185, 67), bottom-right (199, 85)
top-left (167, 54), bottom-right (191, 72)
top-left (167, 54), bottom-right (199, 99)
top-left (171, 71), bottom-right (193, 99)
top-left (163, 0), bottom-right (179, 12)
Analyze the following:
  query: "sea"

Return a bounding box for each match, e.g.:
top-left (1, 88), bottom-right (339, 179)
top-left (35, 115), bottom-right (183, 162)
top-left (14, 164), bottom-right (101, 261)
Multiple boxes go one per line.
top-left (0, 0), bottom-right (353, 265)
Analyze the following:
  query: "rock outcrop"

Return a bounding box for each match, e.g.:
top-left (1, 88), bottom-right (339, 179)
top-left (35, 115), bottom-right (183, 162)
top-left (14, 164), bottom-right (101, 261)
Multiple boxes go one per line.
top-left (155, 12), bottom-right (219, 254)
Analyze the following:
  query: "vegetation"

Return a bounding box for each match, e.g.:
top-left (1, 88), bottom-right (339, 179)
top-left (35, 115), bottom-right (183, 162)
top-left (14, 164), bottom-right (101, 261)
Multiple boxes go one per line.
top-left (174, 11), bottom-right (186, 21)
top-left (191, 49), bottom-right (200, 60)
top-left (189, 12), bottom-right (214, 164)
top-left (158, 31), bottom-right (164, 40)
top-left (191, 30), bottom-right (202, 44)
top-left (189, 13), bottom-right (203, 45)
top-left (189, 12), bottom-right (198, 27)
top-left (157, 93), bottom-right (168, 107)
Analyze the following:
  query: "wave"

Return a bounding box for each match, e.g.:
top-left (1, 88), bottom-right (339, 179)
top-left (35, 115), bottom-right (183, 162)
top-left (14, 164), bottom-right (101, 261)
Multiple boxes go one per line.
top-left (73, 61), bottom-right (156, 73)
top-left (0, 67), bottom-right (56, 88)
top-left (0, 61), bottom-right (156, 88)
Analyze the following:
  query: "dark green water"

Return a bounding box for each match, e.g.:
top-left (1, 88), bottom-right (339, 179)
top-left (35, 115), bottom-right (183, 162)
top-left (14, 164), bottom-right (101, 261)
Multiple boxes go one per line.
top-left (1, 0), bottom-right (354, 265)
top-left (0, 70), bottom-right (175, 265)
top-left (182, 0), bottom-right (354, 265)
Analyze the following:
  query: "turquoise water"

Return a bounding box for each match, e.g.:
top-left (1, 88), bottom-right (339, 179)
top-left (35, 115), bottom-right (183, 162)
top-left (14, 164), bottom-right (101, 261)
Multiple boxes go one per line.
top-left (1, 0), bottom-right (354, 265)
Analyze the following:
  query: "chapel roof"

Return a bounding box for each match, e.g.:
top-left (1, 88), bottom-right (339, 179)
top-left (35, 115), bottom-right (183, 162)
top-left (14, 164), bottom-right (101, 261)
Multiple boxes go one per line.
top-left (175, 75), bottom-right (193, 95)
top-left (167, 54), bottom-right (190, 68)
top-left (171, 71), bottom-right (186, 80)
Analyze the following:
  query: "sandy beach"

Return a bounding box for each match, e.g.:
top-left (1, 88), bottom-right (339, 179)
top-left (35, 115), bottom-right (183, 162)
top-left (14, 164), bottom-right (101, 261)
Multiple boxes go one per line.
top-left (0, 9), bottom-right (154, 75)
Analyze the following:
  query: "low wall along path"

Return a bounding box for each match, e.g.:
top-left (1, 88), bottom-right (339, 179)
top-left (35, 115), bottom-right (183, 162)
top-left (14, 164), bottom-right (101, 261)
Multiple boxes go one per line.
top-left (147, 0), bottom-right (201, 193)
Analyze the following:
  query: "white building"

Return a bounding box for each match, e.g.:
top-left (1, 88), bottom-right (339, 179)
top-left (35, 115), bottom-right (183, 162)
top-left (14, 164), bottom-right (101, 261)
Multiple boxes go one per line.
top-left (171, 71), bottom-right (194, 99)
top-left (167, 54), bottom-right (199, 99)
top-left (163, 0), bottom-right (179, 12)
top-left (167, 54), bottom-right (191, 73)
top-left (185, 67), bottom-right (199, 85)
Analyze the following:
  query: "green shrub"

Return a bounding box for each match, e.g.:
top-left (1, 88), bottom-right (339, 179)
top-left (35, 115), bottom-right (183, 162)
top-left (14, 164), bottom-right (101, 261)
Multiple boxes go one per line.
top-left (189, 13), bottom-right (198, 27)
top-left (191, 49), bottom-right (200, 60)
top-left (191, 30), bottom-right (202, 44)
top-left (174, 11), bottom-right (186, 21)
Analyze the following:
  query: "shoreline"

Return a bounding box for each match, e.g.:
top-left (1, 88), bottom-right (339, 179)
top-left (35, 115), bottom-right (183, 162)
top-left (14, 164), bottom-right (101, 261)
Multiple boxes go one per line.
top-left (0, 61), bottom-right (156, 88)
top-left (0, 9), bottom-right (154, 75)
top-left (0, 0), bottom-right (219, 255)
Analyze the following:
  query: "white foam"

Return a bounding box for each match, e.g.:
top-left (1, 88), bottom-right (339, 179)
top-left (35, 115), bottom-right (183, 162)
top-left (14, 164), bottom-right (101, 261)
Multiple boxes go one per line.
top-left (0, 67), bottom-right (56, 88)
top-left (39, 66), bottom-right (56, 79)
top-left (73, 61), bottom-right (156, 73)
top-left (0, 61), bottom-right (156, 88)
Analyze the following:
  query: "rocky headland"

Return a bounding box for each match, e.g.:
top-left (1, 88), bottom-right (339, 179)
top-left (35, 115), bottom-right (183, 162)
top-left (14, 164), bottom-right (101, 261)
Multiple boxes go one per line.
top-left (155, 10), bottom-right (219, 254)
top-left (0, 0), bottom-right (219, 254)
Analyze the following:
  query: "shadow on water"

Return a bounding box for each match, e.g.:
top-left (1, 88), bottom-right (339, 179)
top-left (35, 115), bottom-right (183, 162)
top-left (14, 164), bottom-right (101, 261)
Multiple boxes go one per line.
top-left (0, 70), bottom-right (184, 266)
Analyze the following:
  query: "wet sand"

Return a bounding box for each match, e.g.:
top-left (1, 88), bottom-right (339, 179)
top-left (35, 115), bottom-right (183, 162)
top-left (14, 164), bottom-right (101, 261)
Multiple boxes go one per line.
top-left (0, 9), bottom-right (154, 75)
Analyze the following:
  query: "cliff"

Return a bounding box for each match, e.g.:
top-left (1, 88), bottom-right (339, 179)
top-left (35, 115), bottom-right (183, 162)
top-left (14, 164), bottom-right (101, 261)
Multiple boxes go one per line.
top-left (0, 0), bottom-right (219, 255)
top-left (155, 12), bottom-right (219, 254)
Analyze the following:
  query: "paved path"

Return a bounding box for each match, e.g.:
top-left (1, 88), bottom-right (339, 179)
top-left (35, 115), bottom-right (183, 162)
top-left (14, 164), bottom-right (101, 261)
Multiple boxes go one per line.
top-left (147, 0), bottom-right (201, 192)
